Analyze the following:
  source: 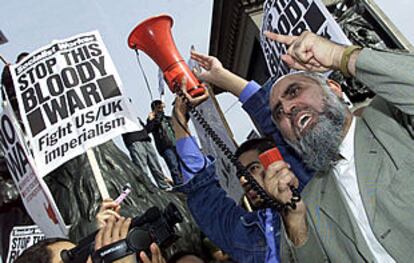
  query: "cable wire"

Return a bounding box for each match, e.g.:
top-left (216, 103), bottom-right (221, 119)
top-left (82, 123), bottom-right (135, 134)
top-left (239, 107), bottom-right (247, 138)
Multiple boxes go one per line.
top-left (134, 50), bottom-right (154, 101)
top-left (175, 88), bottom-right (301, 212)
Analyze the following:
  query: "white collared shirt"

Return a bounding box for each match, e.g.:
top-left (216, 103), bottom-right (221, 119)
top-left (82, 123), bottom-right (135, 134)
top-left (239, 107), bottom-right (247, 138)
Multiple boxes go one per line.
top-left (333, 117), bottom-right (395, 263)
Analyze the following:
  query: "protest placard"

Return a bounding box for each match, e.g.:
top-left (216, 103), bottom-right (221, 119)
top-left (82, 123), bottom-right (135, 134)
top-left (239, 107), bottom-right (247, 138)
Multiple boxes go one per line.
top-left (6, 225), bottom-right (45, 263)
top-left (0, 101), bottom-right (67, 237)
top-left (10, 31), bottom-right (141, 176)
top-left (261, 0), bottom-right (350, 78)
top-left (187, 53), bottom-right (243, 201)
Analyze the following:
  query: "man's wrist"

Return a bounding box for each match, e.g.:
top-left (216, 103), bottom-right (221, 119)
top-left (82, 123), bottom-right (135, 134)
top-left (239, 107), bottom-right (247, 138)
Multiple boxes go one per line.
top-left (347, 48), bottom-right (362, 77)
top-left (339, 45), bottom-right (363, 77)
top-left (172, 109), bottom-right (190, 140)
top-left (282, 202), bottom-right (308, 246)
top-left (215, 68), bottom-right (248, 97)
top-left (331, 44), bottom-right (346, 70)
top-left (283, 204), bottom-right (306, 223)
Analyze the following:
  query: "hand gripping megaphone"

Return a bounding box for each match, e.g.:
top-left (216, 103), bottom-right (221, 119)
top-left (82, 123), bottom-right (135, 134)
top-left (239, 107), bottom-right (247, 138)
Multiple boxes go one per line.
top-left (128, 14), bottom-right (205, 97)
top-left (258, 147), bottom-right (301, 209)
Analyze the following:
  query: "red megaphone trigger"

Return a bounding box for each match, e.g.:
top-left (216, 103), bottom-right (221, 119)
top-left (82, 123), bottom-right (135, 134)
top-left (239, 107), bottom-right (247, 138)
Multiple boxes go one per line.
top-left (258, 147), bottom-right (302, 209)
top-left (258, 148), bottom-right (284, 170)
top-left (128, 14), bottom-right (205, 97)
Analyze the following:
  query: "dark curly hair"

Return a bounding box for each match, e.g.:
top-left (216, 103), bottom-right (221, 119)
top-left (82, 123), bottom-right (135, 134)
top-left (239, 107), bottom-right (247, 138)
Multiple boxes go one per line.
top-left (234, 137), bottom-right (276, 158)
top-left (14, 237), bottom-right (72, 263)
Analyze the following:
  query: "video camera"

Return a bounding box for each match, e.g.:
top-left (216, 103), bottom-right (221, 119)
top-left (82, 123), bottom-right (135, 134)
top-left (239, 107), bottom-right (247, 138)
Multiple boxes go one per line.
top-left (61, 202), bottom-right (183, 263)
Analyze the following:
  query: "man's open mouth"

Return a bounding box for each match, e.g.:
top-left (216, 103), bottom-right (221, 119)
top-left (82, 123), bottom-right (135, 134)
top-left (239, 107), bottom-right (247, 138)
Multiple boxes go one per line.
top-left (294, 111), bottom-right (315, 135)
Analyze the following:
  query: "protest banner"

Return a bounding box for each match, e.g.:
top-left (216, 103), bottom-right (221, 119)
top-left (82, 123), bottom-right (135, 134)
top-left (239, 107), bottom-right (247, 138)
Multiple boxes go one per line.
top-left (261, 0), bottom-right (351, 79)
top-left (187, 52), bottom-right (243, 201)
top-left (9, 31), bottom-right (141, 176)
top-left (6, 225), bottom-right (45, 263)
top-left (0, 101), bottom-right (67, 237)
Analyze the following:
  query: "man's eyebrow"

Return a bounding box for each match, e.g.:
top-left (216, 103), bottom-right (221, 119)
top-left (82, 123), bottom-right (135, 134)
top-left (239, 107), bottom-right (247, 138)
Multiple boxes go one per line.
top-left (245, 161), bottom-right (261, 170)
top-left (282, 83), bottom-right (300, 98)
top-left (271, 83), bottom-right (301, 115)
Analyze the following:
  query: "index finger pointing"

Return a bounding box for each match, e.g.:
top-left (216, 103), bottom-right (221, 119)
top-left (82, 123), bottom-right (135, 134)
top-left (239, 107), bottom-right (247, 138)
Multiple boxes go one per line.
top-left (190, 50), bottom-right (208, 61)
top-left (264, 31), bottom-right (297, 46)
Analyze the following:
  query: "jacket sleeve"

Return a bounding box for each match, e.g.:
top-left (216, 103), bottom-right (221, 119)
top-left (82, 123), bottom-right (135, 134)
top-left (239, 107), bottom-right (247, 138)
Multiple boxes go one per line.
top-left (356, 49), bottom-right (414, 116)
top-left (242, 79), bottom-right (313, 191)
top-left (146, 117), bottom-right (158, 133)
top-left (356, 49), bottom-right (414, 137)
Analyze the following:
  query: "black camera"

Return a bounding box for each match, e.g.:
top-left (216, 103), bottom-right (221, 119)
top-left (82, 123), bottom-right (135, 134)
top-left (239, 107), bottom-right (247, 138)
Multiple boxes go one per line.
top-left (61, 202), bottom-right (183, 263)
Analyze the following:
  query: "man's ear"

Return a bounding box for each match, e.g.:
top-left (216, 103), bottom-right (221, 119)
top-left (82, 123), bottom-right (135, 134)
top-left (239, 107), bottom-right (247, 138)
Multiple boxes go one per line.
top-left (327, 79), bottom-right (343, 97)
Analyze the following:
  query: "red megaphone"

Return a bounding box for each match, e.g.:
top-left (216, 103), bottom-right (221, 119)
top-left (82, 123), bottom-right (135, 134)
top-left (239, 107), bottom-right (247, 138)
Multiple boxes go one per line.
top-left (258, 148), bottom-right (284, 170)
top-left (128, 14), bottom-right (205, 97)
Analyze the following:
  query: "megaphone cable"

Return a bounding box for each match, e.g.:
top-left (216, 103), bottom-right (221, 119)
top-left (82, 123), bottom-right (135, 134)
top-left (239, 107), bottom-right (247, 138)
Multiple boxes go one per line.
top-left (174, 89), bottom-right (301, 213)
top-left (134, 50), bottom-right (154, 101)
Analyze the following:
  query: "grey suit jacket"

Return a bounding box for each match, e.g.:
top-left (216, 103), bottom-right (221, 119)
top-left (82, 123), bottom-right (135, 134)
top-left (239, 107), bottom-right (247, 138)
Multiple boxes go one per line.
top-left (281, 48), bottom-right (414, 262)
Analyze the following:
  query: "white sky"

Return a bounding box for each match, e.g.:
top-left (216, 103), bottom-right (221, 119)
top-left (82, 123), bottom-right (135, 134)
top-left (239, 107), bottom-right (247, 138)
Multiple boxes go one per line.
top-left (0, 0), bottom-right (212, 115)
top-left (375, 0), bottom-right (414, 47)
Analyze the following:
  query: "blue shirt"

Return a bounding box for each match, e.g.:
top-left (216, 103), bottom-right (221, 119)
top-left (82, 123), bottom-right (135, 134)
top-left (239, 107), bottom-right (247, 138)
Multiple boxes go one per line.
top-left (176, 136), bottom-right (279, 262)
top-left (239, 80), bottom-right (261, 103)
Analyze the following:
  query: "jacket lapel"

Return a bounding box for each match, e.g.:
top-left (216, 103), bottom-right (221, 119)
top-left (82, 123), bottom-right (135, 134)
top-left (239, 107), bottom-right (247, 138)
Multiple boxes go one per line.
top-left (354, 118), bottom-right (382, 222)
top-left (318, 172), bottom-right (357, 243)
top-left (316, 169), bottom-right (373, 260)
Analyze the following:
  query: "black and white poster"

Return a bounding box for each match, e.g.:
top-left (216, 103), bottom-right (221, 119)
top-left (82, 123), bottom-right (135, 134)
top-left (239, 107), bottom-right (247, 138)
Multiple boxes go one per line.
top-left (0, 102), bottom-right (67, 237)
top-left (6, 225), bottom-right (45, 263)
top-left (10, 31), bottom-right (141, 176)
top-left (187, 53), bottom-right (243, 201)
top-left (261, 0), bottom-right (350, 78)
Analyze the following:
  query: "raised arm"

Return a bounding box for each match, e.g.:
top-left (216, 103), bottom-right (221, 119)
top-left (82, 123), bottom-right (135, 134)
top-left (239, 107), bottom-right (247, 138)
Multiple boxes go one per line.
top-left (191, 51), bottom-right (313, 191)
top-left (355, 49), bottom-right (414, 117)
top-left (263, 31), bottom-right (357, 76)
top-left (191, 51), bottom-right (248, 96)
top-left (265, 30), bottom-right (414, 127)
top-left (263, 153), bottom-right (326, 262)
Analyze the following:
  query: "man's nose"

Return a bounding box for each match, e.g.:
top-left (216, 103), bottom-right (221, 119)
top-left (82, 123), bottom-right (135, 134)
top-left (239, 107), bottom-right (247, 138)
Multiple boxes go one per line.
top-left (282, 102), bottom-right (298, 117)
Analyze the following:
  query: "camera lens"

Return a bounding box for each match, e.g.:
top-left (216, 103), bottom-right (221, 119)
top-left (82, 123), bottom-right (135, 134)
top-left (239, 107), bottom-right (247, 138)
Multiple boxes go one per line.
top-left (127, 228), bottom-right (152, 251)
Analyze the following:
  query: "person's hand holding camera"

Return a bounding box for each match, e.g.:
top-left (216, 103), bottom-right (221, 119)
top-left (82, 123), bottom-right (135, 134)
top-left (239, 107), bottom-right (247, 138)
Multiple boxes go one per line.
top-left (96, 198), bottom-right (121, 228)
top-left (94, 215), bottom-right (136, 263)
top-left (139, 243), bottom-right (166, 263)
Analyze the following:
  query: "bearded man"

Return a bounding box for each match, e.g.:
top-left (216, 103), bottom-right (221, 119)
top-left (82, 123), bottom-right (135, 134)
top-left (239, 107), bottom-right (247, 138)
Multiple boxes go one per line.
top-left (190, 31), bottom-right (414, 262)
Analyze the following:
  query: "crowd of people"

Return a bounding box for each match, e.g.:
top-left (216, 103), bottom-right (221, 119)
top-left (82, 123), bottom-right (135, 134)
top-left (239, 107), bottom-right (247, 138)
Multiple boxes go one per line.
top-left (3, 27), bottom-right (414, 262)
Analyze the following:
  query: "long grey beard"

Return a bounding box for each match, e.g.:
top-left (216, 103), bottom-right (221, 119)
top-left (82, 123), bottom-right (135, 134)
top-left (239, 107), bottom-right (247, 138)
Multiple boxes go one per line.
top-left (286, 93), bottom-right (347, 173)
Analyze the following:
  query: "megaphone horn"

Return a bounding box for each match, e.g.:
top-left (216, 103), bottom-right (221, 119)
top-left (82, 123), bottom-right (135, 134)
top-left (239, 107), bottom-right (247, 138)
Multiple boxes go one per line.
top-left (128, 14), bottom-right (205, 97)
